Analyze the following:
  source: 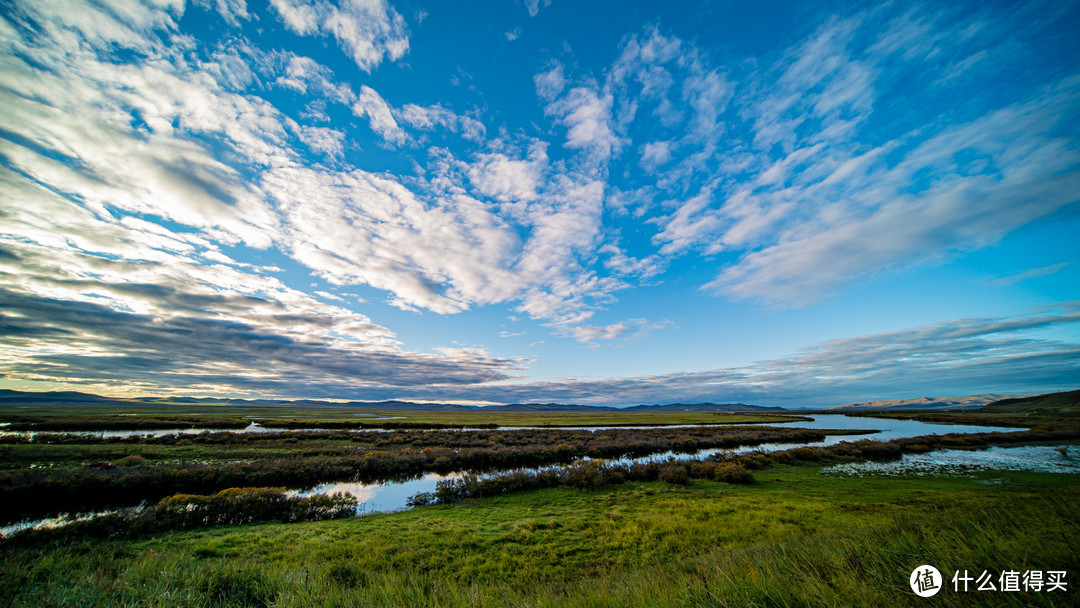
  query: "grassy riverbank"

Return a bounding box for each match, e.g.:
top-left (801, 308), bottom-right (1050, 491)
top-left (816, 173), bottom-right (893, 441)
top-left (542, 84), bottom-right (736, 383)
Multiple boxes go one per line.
top-left (3, 462), bottom-right (1076, 607)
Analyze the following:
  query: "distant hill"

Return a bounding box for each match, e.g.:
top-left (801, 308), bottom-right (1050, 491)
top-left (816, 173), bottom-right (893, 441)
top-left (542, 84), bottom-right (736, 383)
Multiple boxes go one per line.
top-left (488, 402), bottom-right (785, 413)
top-left (0, 390), bottom-right (479, 411)
top-left (980, 390), bottom-right (1080, 416)
top-left (0, 390), bottom-right (124, 405)
top-left (0, 389), bottom-right (781, 413)
top-left (828, 394), bottom-right (1025, 411)
top-left (622, 402), bottom-right (786, 412)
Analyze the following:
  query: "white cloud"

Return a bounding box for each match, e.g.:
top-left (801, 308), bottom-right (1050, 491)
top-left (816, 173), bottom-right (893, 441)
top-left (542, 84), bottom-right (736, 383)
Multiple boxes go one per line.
top-left (640, 140), bottom-right (673, 169)
top-left (746, 17), bottom-right (875, 152)
top-left (991, 263), bottom-right (1074, 287)
top-left (467, 143), bottom-right (548, 213)
top-left (534, 63), bottom-right (566, 102)
top-left (706, 76), bottom-right (1080, 305)
top-left (196, 0), bottom-right (251, 27)
top-left (564, 318), bottom-right (670, 345)
top-left (651, 189), bottom-right (722, 256)
top-left (600, 10), bottom-right (1080, 307)
top-left (297, 125), bottom-right (346, 157)
top-left (681, 69), bottom-right (732, 139)
top-left (3, 0), bottom-right (1076, 390)
top-left (377, 305), bottom-right (1080, 406)
top-left (274, 54), bottom-right (355, 104)
top-left (2, 0), bottom-right (633, 342)
top-left (598, 243), bottom-right (663, 280)
top-left (269, 0), bottom-right (410, 72)
top-left (523, 0), bottom-right (551, 18)
top-left (511, 175), bottom-right (613, 320)
top-left (398, 103), bottom-right (486, 141)
top-left (352, 85), bottom-right (407, 145)
top-left (545, 86), bottom-right (620, 164)
top-left (263, 165), bottom-right (524, 314)
top-left (0, 164), bottom-right (524, 396)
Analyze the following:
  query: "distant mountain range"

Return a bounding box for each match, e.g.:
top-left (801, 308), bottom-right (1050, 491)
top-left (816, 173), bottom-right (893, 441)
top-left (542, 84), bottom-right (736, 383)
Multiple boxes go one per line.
top-left (0, 389), bottom-right (783, 413)
top-left (827, 394), bottom-right (1026, 411)
top-left (3, 388), bottom-right (1075, 414)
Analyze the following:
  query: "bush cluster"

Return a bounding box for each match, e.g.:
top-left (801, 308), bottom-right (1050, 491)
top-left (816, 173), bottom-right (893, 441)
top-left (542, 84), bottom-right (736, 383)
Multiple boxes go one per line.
top-left (414, 454), bottom-right (760, 505)
top-left (3, 487), bottom-right (355, 544)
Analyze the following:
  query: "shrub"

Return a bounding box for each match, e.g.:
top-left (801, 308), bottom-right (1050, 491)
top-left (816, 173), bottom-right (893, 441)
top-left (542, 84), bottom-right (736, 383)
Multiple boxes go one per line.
top-left (770, 451), bottom-right (794, 464)
top-left (406, 492), bottom-right (435, 506)
top-left (562, 461), bottom-right (606, 488)
top-left (628, 463), bottom-right (658, 482)
top-left (854, 441), bottom-right (903, 461)
top-left (787, 447), bottom-right (825, 461)
top-left (153, 487), bottom-right (355, 529)
top-left (604, 467), bottom-right (626, 485)
top-left (688, 461), bottom-right (716, 479)
top-left (741, 452), bottom-right (772, 470)
top-left (4, 487), bottom-right (357, 543)
top-left (714, 463), bottom-right (754, 484)
top-left (114, 455), bottom-right (146, 467)
top-left (658, 464), bottom-right (689, 485)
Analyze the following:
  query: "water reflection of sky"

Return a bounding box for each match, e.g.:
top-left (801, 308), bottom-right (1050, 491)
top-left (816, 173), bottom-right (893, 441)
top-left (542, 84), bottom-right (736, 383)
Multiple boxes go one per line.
top-left (822, 445), bottom-right (1080, 477)
top-left (291, 472), bottom-right (465, 514)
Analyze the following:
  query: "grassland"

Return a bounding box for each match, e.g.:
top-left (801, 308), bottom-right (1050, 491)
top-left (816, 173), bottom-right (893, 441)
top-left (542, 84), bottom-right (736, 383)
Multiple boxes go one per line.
top-left (2, 463), bottom-right (1076, 607)
top-left (3, 404), bottom-right (1077, 606)
top-left (980, 389), bottom-right (1080, 416)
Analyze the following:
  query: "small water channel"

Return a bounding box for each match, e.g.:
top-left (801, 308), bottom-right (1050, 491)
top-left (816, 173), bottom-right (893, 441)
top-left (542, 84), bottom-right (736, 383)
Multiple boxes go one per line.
top-left (4, 414), bottom-right (1069, 536)
top-left (292, 414), bottom-right (1034, 514)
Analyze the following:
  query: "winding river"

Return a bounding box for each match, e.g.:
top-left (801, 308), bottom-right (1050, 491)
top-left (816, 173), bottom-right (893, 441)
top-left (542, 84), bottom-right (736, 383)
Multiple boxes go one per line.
top-left (292, 414), bottom-right (1040, 513)
top-left (5, 413), bottom-right (1076, 536)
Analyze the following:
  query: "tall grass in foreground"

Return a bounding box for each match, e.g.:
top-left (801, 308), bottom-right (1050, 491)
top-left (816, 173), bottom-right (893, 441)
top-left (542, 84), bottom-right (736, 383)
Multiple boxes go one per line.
top-left (3, 466), bottom-right (1076, 607)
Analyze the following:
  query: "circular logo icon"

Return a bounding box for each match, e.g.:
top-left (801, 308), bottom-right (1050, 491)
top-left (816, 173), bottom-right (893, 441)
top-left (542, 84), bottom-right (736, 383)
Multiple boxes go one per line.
top-left (910, 565), bottom-right (942, 597)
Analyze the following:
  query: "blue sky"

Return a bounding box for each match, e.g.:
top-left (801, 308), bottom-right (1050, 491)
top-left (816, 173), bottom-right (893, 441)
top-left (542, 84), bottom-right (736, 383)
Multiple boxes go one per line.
top-left (0, 0), bottom-right (1078, 407)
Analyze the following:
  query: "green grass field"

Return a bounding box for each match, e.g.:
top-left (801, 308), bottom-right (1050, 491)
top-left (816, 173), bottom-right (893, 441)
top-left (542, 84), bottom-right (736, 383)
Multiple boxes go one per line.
top-left (4, 404), bottom-right (1076, 606)
top-left (3, 462), bottom-right (1076, 607)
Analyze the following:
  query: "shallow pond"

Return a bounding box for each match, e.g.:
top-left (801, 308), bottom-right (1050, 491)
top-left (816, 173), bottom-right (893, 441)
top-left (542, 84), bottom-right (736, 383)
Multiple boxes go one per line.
top-left (821, 445), bottom-right (1080, 477)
